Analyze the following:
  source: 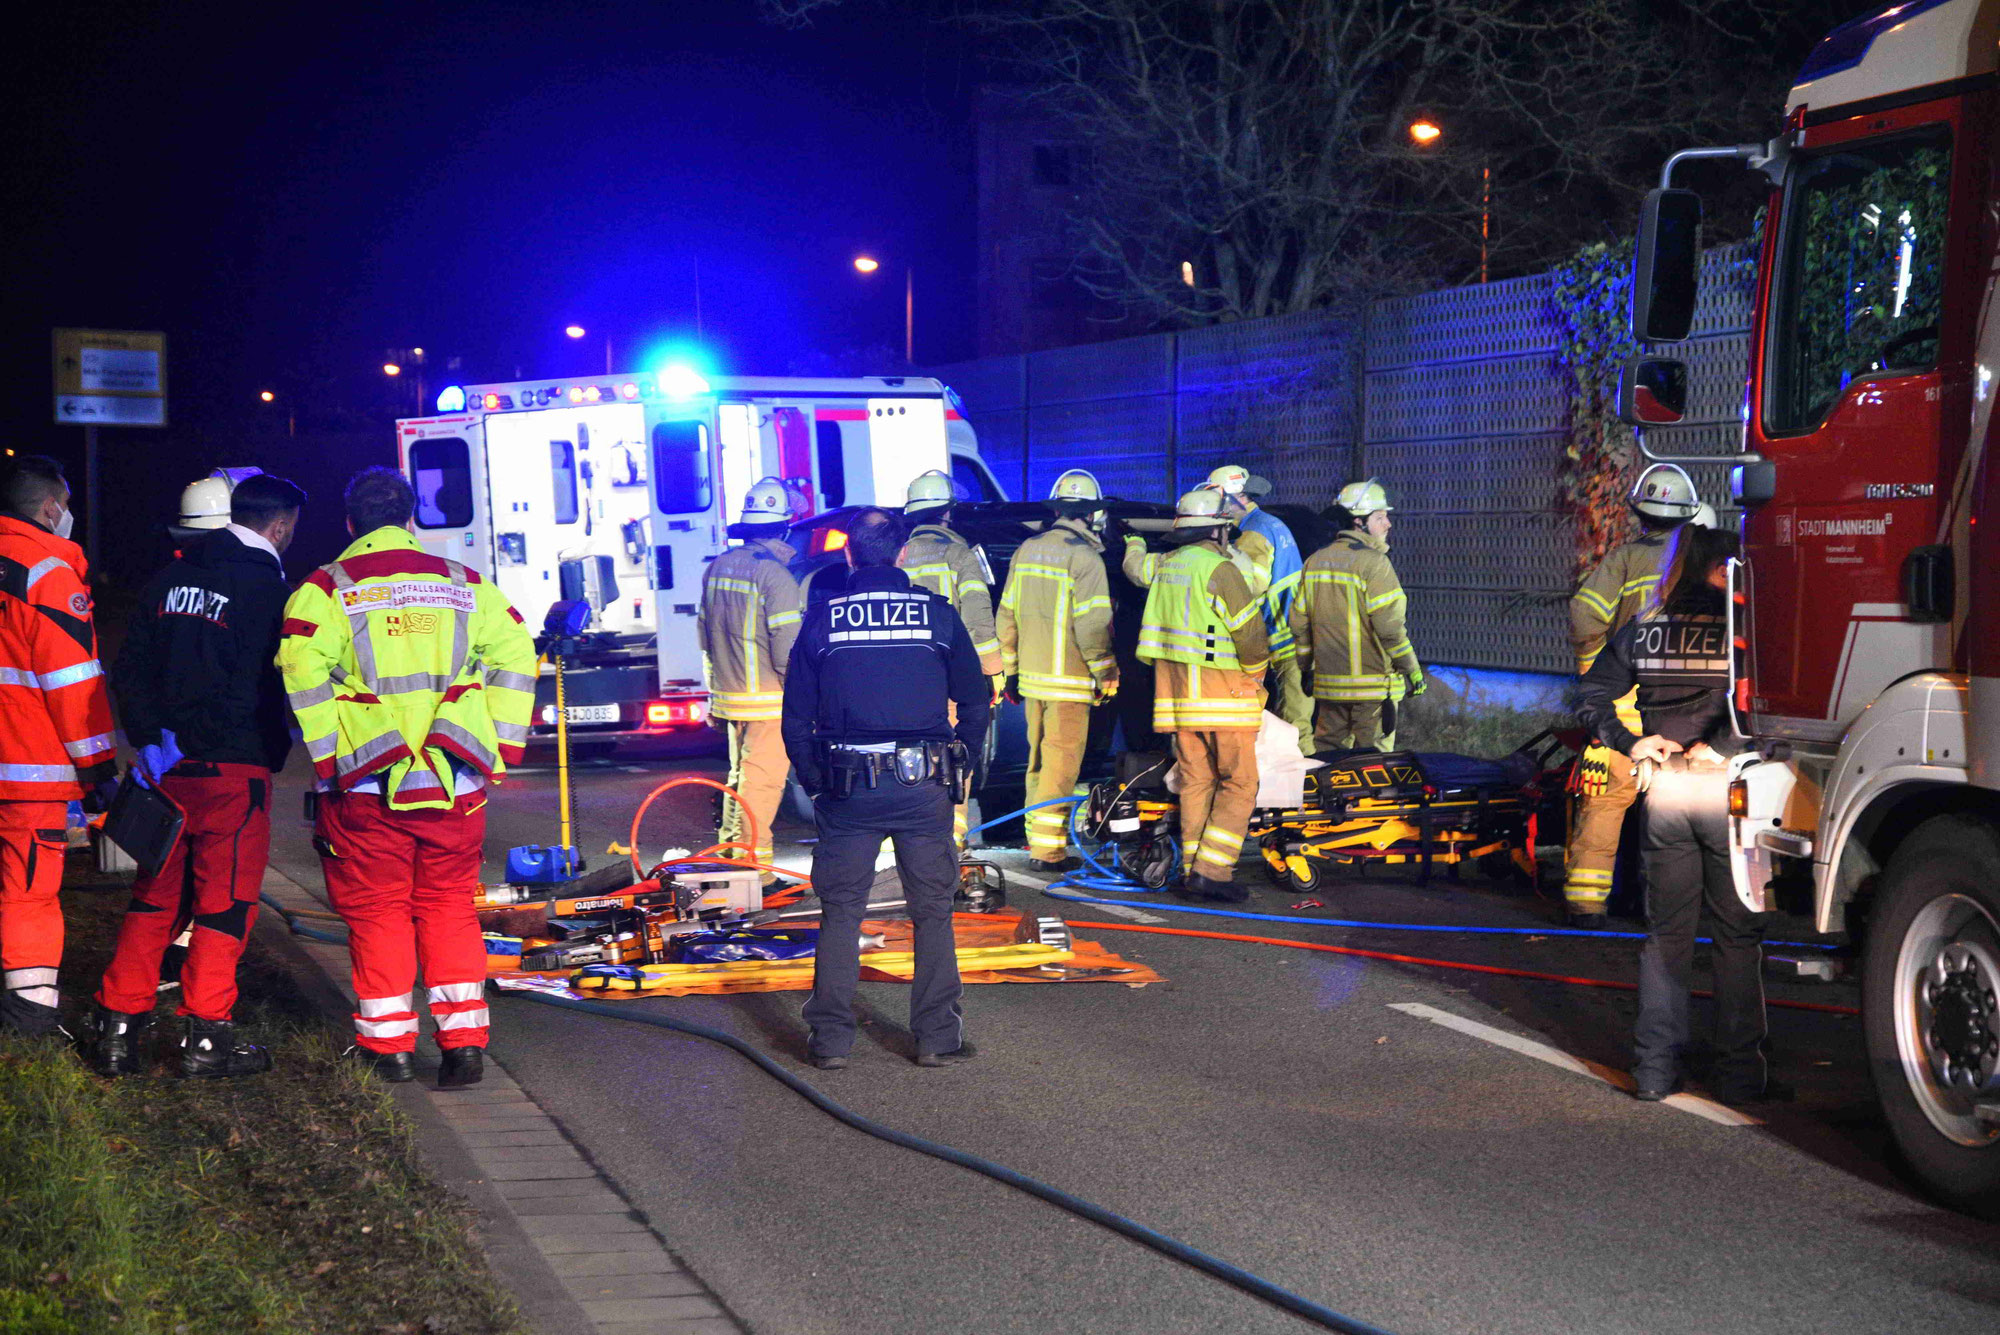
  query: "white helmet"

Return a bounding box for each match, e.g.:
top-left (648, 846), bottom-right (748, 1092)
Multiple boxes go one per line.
top-left (1171, 486), bottom-right (1232, 530)
top-left (1692, 502), bottom-right (1719, 529)
top-left (737, 477), bottom-right (792, 527)
top-left (1630, 463), bottom-right (1701, 523)
top-left (905, 468), bottom-right (955, 515)
top-left (1205, 464), bottom-right (1272, 500)
top-left (178, 476), bottom-right (233, 531)
top-left (1335, 478), bottom-right (1393, 516)
top-left (1049, 469), bottom-right (1104, 503)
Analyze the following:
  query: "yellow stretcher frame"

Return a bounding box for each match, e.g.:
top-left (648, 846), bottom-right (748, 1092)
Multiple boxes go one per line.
top-left (1247, 790), bottom-right (1537, 890)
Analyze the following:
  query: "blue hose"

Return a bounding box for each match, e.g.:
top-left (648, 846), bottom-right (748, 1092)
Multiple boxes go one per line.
top-left (502, 989), bottom-right (1396, 1335)
top-left (259, 892), bottom-right (349, 946)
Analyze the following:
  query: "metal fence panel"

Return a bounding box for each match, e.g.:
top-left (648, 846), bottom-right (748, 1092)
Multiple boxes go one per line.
top-left (1366, 273), bottom-right (1556, 370)
top-left (932, 355), bottom-right (1026, 412)
top-left (1028, 334), bottom-right (1174, 405)
top-left (1025, 395), bottom-right (1175, 501)
top-left (1364, 354), bottom-right (1569, 443)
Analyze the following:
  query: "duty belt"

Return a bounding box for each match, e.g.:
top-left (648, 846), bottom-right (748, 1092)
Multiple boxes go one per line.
top-left (823, 740), bottom-right (969, 801)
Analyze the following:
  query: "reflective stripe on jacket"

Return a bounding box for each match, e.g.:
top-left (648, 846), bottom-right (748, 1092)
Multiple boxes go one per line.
top-left (699, 538), bottom-right (803, 721)
top-left (278, 527), bottom-right (537, 811)
top-left (996, 518), bottom-right (1116, 703)
top-left (1137, 541), bottom-right (1268, 731)
top-left (1235, 506), bottom-right (1303, 660)
top-left (0, 586), bottom-right (116, 801)
top-left (1291, 530), bottom-right (1418, 703)
top-left (1570, 530), bottom-right (1674, 734)
top-left (898, 524), bottom-right (1002, 675)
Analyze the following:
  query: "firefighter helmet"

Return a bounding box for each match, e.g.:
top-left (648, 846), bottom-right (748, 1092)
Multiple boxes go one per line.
top-left (178, 476), bottom-right (233, 531)
top-left (1692, 502), bottom-right (1719, 529)
top-left (1205, 464), bottom-right (1272, 499)
top-left (1048, 468), bottom-right (1107, 517)
top-left (1334, 478), bottom-right (1393, 516)
top-left (1630, 463), bottom-right (1701, 523)
top-left (1171, 486), bottom-right (1232, 530)
top-left (904, 468), bottom-right (956, 515)
top-left (737, 477), bottom-right (792, 526)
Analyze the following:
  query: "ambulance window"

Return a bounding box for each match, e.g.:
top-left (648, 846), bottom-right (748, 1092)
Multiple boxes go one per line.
top-left (410, 438), bottom-right (473, 529)
top-left (950, 455), bottom-right (993, 504)
top-left (550, 440), bottom-right (579, 524)
top-left (815, 421), bottom-right (847, 508)
top-left (652, 420), bottom-right (712, 514)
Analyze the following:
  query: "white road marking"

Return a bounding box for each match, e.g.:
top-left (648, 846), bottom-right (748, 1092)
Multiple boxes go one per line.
top-left (619, 766), bottom-right (647, 774)
top-left (1387, 1002), bottom-right (1762, 1127)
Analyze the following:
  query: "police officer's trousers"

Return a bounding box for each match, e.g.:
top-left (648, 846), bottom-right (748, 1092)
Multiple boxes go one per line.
top-left (803, 778), bottom-right (963, 1059)
top-left (1563, 745), bottom-right (1638, 914)
top-left (1634, 764), bottom-right (1768, 1098)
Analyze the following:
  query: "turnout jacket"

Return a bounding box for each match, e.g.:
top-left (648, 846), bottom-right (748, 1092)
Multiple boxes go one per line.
top-left (0, 585), bottom-right (115, 801)
top-left (1133, 540), bottom-right (1268, 731)
top-left (699, 537), bottom-right (803, 722)
top-left (997, 516), bottom-right (1117, 703)
top-left (1234, 505), bottom-right (1304, 662)
top-left (1291, 530), bottom-right (1420, 703)
top-left (278, 527), bottom-right (537, 810)
top-left (898, 522), bottom-right (1002, 675)
top-left (1568, 529), bottom-right (1674, 674)
top-left (114, 527), bottom-right (293, 770)
top-left (779, 565), bottom-right (992, 796)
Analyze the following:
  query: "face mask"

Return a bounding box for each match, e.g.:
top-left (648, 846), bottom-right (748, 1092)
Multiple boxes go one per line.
top-left (52, 507), bottom-right (74, 541)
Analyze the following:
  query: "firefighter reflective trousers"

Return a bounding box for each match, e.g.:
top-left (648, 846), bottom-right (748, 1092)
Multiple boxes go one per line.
top-left (97, 764), bottom-right (271, 1022)
top-left (315, 790), bottom-right (491, 1053)
top-left (1634, 764), bottom-right (1768, 1098)
top-left (1023, 698), bottom-right (1090, 865)
top-left (1564, 745), bottom-right (1639, 913)
top-left (1313, 700), bottom-right (1395, 753)
top-left (0, 801), bottom-right (67, 1035)
top-left (803, 779), bottom-right (962, 1059)
top-left (1268, 657), bottom-right (1314, 755)
top-left (1174, 730), bottom-right (1259, 879)
top-left (721, 718), bottom-right (787, 872)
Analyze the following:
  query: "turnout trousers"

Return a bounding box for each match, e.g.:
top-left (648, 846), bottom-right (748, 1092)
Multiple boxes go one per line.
top-left (1174, 730), bottom-right (1260, 880)
top-left (1022, 698), bottom-right (1090, 865)
top-left (1313, 700), bottom-right (1394, 753)
top-left (802, 778), bottom-right (962, 1059)
top-left (96, 764), bottom-right (271, 1022)
top-left (720, 718), bottom-right (788, 872)
top-left (1563, 746), bottom-right (1639, 914)
top-left (1634, 764), bottom-right (1769, 1098)
top-left (315, 790), bottom-right (491, 1054)
top-left (0, 801), bottom-right (68, 1035)
top-left (1267, 656), bottom-right (1315, 755)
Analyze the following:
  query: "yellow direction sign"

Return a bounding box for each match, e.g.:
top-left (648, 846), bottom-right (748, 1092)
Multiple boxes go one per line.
top-left (53, 328), bottom-right (168, 427)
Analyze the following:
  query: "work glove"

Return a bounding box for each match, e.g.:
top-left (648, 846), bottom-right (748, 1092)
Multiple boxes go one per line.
top-left (1002, 675), bottom-right (1022, 705)
top-left (1093, 674), bottom-right (1119, 704)
top-left (1403, 664), bottom-right (1427, 698)
top-left (81, 777), bottom-right (120, 815)
top-left (66, 801), bottom-right (86, 830)
top-left (133, 728), bottom-right (184, 788)
top-left (989, 674), bottom-right (1006, 705)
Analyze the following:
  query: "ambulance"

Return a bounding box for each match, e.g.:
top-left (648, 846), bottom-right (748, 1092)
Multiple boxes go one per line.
top-left (394, 367), bottom-right (1003, 738)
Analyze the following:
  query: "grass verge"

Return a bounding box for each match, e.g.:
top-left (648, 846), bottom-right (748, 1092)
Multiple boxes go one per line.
top-left (1395, 668), bottom-right (1573, 757)
top-left (0, 854), bottom-right (524, 1335)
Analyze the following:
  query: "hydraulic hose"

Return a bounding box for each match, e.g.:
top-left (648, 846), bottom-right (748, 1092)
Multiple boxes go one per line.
top-left (629, 776), bottom-right (765, 879)
top-left (502, 988), bottom-right (1397, 1335)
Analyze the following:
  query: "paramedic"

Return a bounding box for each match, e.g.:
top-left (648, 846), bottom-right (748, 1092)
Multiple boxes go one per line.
top-left (279, 468), bottom-right (537, 1088)
top-left (1292, 479), bottom-right (1424, 751)
top-left (1132, 489), bottom-right (1269, 901)
top-left (699, 478), bottom-right (805, 874)
top-left (1577, 525), bottom-right (1773, 1105)
top-left (995, 469), bottom-right (1117, 872)
top-left (1203, 464), bottom-right (1311, 753)
top-left (93, 473), bottom-right (307, 1079)
top-left (781, 508), bottom-right (990, 1069)
top-left (1563, 462), bottom-right (1714, 927)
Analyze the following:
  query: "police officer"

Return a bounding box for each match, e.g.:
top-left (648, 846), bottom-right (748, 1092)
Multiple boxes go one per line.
top-left (781, 508), bottom-right (991, 1070)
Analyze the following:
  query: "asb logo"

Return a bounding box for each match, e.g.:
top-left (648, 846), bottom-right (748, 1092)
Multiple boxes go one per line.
top-left (384, 610), bottom-right (440, 637)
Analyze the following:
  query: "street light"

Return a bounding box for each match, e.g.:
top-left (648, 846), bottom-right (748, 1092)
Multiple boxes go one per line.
top-left (1408, 118), bottom-right (1442, 146)
top-left (565, 324), bottom-right (613, 373)
top-left (1406, 118), bottom-right (1489, 284)
top-left (851, 255), bottom-right (913, 363)
top-left (259, 390), bottom-right (275, 402)
top-left (852, 256), bottom-right (880, 274)
top-left (565, 325), bottom-right (587, 339)
top-left (383, 362), bottom-right (402, 376)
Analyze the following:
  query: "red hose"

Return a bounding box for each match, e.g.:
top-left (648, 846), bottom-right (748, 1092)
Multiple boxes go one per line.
top-left (1067, 921), bottom-right (1860, 1016)
top-left (629, 776), bottom-right (764, 879)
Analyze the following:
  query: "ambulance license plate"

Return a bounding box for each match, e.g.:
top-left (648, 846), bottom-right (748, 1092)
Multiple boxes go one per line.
top-left (561, 704), bottom-right (618, 725)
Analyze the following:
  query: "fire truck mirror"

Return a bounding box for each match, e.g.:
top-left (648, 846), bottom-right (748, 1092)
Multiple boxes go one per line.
top-left (1632, 187), bottom-right (1701, 342)
top-left (1617, 356), bottom-right (1687, 427)
top-left (1731, 461), bottom-right (1776, 508)
top-left (1902, 545), bottom-right (1953, 624)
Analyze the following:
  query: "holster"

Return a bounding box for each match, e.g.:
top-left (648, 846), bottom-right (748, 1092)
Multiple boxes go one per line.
top-left (822, 740), bottom-right (958, 796)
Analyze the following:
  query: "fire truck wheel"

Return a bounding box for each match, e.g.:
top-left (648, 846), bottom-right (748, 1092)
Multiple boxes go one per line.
top-left (1863, 813), bottom-right (2000, 1221)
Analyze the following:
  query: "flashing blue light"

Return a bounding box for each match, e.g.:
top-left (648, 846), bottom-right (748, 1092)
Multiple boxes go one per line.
top-left (436, 384), bottom-right (467, 413)
top-left (658, 364), bottom-right (711, 399)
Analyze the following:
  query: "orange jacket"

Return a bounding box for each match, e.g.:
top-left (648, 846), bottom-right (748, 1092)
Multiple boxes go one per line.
top-left (0, 514), bottom-right (98, 655)
top-left (0, 585), bottom-right (117, 801)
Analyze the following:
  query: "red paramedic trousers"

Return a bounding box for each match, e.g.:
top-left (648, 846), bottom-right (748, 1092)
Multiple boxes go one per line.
top-left (0, 801), bottom-right (68, 1033)
top-left (315, 789), bottom-right (490, 1053)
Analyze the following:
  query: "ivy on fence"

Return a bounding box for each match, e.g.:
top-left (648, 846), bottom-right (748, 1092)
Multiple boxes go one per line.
top-left (1549, 239), bottom-right (1638, 585)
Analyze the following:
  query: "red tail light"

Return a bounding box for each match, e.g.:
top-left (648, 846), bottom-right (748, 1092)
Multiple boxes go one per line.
top-left (646, 700), bottom-right (705, 726)
top-left (812, 527), bottom-right (848, 556)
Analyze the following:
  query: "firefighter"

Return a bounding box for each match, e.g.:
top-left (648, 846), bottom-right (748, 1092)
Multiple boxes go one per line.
top-left (90, 474), bottom-right (306, 1078)
top-left (899, 468), bottom-right (1003, 851)
top-left (781, 509), bottom-right (990, 1069)
top-left (996, 469), bottom-right (1118, 872)
top-left (279, 468), bottom-right (537, 1087)
top-left (1292, 479), bottom-right (1423, 752)
top-left (1204, 464), bottom-right (1311, 753)
top-left (699, 478), bottom-right (805, 875)
top-left (1563, 462), bottom-right (1713, 928)
top-left (1132, 488), bottom-right (1268, 900)
top-left (1577, 526), bottom-right (1773, 1104)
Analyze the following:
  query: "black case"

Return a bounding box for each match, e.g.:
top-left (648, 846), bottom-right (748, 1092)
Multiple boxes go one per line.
top-left (101, 773), bottom-right (186, 878)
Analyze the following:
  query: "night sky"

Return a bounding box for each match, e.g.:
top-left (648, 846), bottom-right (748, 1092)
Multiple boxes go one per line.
top-left (11, 1), bottom-right (978, 467)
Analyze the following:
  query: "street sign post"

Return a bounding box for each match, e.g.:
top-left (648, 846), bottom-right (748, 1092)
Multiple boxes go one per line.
top-left (53, 328), bottom-right (167, 569)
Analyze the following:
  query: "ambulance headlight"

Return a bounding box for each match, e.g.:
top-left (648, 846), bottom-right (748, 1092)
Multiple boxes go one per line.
top-left (658, 364), bottom-right (710, 399)
top-left (436, 385), bottom-right (466, 413)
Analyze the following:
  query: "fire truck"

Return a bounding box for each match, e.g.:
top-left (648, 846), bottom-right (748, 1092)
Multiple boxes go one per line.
top-left (1621, 0), bottom-right (1999, 1215)
top-left (395, 368), bottom-right (1002, 739)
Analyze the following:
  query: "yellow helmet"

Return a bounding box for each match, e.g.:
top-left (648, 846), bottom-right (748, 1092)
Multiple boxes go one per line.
top-left (904, 468), bottom-right (956, 515)
top-left (1630, 463), bottom-right (1701, 523)
top-left (1205, 464), bottom-right (1272, 499)
top-left (737, 477), bottom-right (792, 527)
top-left (1049, 468), bottom-right (1103, 503)
top-left (1335, 478), bottom-right (1393, 516)
top-left (1171, 486), bottom-right (1232, 530)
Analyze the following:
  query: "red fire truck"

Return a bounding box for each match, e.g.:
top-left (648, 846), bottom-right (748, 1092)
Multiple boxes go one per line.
top-left (1621, 0), bottom-right (1999, 1215)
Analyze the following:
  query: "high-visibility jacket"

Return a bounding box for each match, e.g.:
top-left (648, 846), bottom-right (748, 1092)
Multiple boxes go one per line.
top-left (278, 527), bottom-right (537, 810)
top-left (1569, 529), bottom-right (1674, 735)
top-left (997, 517), bottom-right (1117, 704)
top-left (1136, 541), bottom-right (1268, 730)
top-left (0, 586), bottom-right (116, 801)
top-left (0, 514), bottom-right (98, 655)
top-left (899, 523), bottom-right (1002, 675)
top-left (1292, 530), bottom-right (1419, 703)
top-left (1235, 506), bottom-right (1303, 661)
top-left (699, 537), bottom-right (803, 722)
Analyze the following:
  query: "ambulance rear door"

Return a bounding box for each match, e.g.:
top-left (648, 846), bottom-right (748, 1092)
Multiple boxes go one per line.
top-left (402, 415), bottom-right (491, 571)
top-left (644, 398), bottom-right (721, 689)
top-left (854, 396), bottom-right (948, 505)
top-left (481, 406), bottom-right (594, 625)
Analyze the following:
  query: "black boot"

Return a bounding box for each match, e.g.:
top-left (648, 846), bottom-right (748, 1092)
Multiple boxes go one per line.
top-left (90, 1005), bottom-right (151, 1078)
top-left (347, 1045), bottom-right (416, 1083)
top-left (1183, 872), bottom-right (1249, 903)
top-left (181, 1018), bottom-right (272, 1079)
top-left (438, 1046), bottom-right (485, 1088)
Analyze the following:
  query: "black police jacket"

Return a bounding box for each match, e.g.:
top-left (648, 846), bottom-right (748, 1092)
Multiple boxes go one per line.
top-left (779, 564), bottom-right (992, 796)
top-left (112, 526), bottom-right (294, 770)
top-left (1576, 590), bottom-right (1745, 760)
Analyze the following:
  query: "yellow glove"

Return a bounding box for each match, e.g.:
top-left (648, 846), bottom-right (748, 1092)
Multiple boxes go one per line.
top-left (1570, 743), bottom-right (1613, 797)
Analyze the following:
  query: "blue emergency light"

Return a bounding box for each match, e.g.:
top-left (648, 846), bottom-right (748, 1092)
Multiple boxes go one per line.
top-left (436, 384), bottom-right (466, 413)
top-left (657, 364), bottom-right (710, 399)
